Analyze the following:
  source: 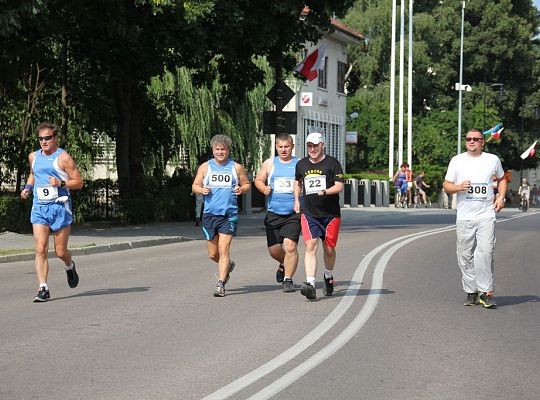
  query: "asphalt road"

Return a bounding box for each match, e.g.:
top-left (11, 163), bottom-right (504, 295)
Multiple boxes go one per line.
top-left (1, 209), bottom-right (539, 400)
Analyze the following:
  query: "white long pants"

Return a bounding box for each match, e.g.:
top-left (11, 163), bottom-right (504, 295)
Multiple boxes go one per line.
top-left (455, 218), bottom-right (496, 293)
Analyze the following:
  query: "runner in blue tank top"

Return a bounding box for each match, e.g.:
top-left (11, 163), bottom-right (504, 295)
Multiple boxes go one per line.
top-left (192, 134), bottom-right (251, 297)
top-left (20, 122), bottom-right (84, 302)
top-left (255, 134), bottom-right (301, 292)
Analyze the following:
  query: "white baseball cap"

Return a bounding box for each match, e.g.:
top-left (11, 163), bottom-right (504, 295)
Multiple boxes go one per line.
top-left (306, 132), bottom-right (324, 144)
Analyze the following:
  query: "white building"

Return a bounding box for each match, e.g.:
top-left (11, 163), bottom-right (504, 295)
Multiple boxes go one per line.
top-left (283, 18), bottom-right (363, 171)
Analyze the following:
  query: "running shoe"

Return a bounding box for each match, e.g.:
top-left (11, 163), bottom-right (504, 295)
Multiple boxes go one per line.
top-left (464, 292), bottom-right (478, 306)
top-left (33, 287), bottom-right (50, 302)
top-left (275, 264), bottom-right (285, 283)
top-left (282, 278), bottom-right (296, 293)
top-left (323, 273), bottom-right (334, 296)
top-left (478, 292), bottom-right (496, 308)
top-left (300, 282), bottom-right (316, 300)
top-left (66, 262), bottom-right (79, 288)
top-left (213, 280), bottom-right (225, 297)
top-left (225, 260), bottom-right (235, 284)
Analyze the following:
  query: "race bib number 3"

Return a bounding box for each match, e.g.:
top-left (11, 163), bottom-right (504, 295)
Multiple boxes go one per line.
top-left (209, 172), bottom-right (233, 188)
top-left (304, 175), bottom-right (326, 195)
top-left (273, 177), bottom-right (294, 193)
top-left (36, 184), bottom-right (59, 201)
top-left (465, 183), bottom-right (489, 201)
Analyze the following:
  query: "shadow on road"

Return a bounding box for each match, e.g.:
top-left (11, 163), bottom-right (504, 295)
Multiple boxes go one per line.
top-left (54, 286), bottom-right (151, 301)
top-left (492, 295), bottom-right (539, 307)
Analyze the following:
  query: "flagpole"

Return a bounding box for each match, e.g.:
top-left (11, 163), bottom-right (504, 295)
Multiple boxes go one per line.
top-left (389, 0), bottom-right (397, 179)
top-left (398, 0), bottom-right (405, 166)
top-left (407, 0), bottom-right (413, 168)
top-left (457, 1), bottom-right (465, 155)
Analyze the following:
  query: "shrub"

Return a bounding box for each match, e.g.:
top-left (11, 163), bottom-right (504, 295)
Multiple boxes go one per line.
top-left (0, 195), bottom-right (32, 233)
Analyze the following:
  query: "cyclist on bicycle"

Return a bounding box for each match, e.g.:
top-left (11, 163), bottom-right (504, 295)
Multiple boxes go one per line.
top-left (393, 163), bottom-right (408, 208)
top-left (518, 178), bottom-right (530, 211)
top-left (414, 171), bottom-right (430, 207)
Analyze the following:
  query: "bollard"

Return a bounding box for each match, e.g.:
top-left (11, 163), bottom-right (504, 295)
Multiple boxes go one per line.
top-left (381, 180), bottom-right (390, 207)
top-left (360, 179), bottom-right (370, 207)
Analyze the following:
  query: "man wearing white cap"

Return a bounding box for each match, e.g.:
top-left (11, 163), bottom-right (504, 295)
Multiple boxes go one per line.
top-left (294, 132), bottom-right (344, 300)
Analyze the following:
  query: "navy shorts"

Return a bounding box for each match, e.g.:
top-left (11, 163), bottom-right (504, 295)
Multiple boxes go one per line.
top-left (31, 201), bottom-right (73, 232)
top-left (264, 212), bottom-right (301, 247)
top-left (202, 213), bottom-right (238, 240)
top-left (300, 213), bottom-right (341, 248)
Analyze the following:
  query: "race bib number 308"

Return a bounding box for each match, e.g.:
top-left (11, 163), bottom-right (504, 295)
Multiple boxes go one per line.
top-left (304, 175), bottom-right (326, 195)
top-left (465, 183), bottom-right (489, 201)
top-left (208, 172), bottom-right (233, 188)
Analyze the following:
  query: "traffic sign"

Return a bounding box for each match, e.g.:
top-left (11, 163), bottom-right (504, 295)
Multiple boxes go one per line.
top-left (266, 81), bottom-right (295, 110)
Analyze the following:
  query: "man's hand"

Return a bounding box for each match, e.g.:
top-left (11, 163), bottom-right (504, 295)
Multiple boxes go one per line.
top-left (494, 196), bottom-right (505, 212)
top-left (460, 180), bottom-right (471, 191)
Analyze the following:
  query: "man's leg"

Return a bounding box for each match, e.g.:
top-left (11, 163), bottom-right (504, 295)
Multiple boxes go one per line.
top-left (474, 219), bottom-right (496, 294)
top-left (456, 220), bottom-right (478, 294)
top-left (304, 238), bottom-right (318, 280)
top-left (322, 243), bottom-right (336, 271)
top-left (282, 238), bottom-right (298, 278)
top-left (53, 225), bottom-right (72, 266)
top-left (216, 233), bottom-right (234, 282)
top-left (33, 224), bottom-right (50, 286)
top-left (268, 244), bottom-right (285, 265)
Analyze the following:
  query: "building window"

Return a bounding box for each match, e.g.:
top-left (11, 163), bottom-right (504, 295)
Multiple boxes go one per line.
top-left (337, 61), bottom-right (347, 94)
top-left (317, 57), bottom-right (328, 90)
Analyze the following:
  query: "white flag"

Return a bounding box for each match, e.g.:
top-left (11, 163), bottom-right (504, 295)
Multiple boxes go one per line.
top-left (520, 140), bottom-right (537, 160)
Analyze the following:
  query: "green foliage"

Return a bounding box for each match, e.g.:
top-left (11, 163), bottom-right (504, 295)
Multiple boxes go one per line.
top-left (0, 195), bottom-right (31, 233)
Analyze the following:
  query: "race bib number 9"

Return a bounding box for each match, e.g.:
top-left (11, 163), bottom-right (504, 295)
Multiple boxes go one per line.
top-left (209, 172), bottom-right (233, 188)
top-left (36, 184), bottom-right (58, 201)
top-left (304, 175), bottom-right (327, 195)
top-left (465, 183), bottom-right (488, 201)
top-left (273, 177), bottom-right (294, 193)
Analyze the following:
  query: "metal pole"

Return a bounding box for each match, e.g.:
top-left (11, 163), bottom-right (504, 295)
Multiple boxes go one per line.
top-left (457, 1), bottom-right (465, 154)
top-left (398, 0), bottom-right (405, 166)
top-left (389, 0), bottom-right (397, 179)
top-left (407, 0), bottom-right (413, 168)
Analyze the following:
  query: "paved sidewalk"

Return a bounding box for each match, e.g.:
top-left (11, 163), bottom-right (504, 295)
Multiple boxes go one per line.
top-left (0, 213), bottom-right (267, 264)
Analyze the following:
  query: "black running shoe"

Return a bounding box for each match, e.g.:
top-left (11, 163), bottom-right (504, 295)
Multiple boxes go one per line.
top-left (300, 282), bottom-right (316, 300)
top-left (282, 278), bottom-right (296, 293)
top-left (33, 287), bottom-right (50, 302)
top-left (275, 264), bottom-right (285, 283)
top-left (464, 292), bottom-right (478, 306)
top-left (66, 262), bottom-right (79, 288)
top-left (478, 292), bottom-right (496, 308)
top-left (213, 280), bottom-right (225, 297)
top-left (225, 261), bottom-right (235, 284)
top-left (323, 273), bottom-right (334, 296)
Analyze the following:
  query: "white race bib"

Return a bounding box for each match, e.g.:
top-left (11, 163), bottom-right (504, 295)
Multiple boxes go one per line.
top-left (273, 177), bottom-right (294, 193)
top-left (36, 184), bottom-right (58, 201)
top-left (208, 172), bottom-right (233, 188)
top-left (304, 175), bottom-right (326, 195)
top-left (465, 183), bottom-right (488, 201)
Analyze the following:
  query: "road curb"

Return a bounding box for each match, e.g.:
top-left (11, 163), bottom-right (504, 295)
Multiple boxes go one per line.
top-left (0, 236), bottom-right (192, 264)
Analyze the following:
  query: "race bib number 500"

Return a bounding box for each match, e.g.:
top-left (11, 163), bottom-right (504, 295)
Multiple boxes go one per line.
top-left (465, 183), bottom-right (488, 201)
top-left (209, 172), bottom-right (233, 188)
top-left (304, 175), bottom-right (326, 195)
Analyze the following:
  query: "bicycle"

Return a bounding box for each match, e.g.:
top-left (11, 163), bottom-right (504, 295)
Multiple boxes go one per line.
top-left (520, 194), bottom-right (528, 212)
top-left (413, 187), bottom-right (431, 208)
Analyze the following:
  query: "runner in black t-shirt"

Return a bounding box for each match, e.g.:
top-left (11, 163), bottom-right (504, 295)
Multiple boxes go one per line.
top-left (294, 132), bottom-right (344, 300)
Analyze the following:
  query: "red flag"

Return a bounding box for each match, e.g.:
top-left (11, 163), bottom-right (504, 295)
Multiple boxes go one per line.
top-left (295, 44), bottom-right (327, 81)
top-left (520, 141), bottom-right (537, 159)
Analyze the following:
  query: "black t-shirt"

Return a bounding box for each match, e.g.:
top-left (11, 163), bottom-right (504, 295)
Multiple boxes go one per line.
top-left (295, 155), bottom-right (344, 217)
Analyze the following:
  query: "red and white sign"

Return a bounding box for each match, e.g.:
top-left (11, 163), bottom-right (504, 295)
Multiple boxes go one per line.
top-left (300, 92), bottom-right (313, 107)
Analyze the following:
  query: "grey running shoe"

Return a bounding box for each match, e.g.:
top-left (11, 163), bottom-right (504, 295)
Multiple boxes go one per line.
top-left (213, 280), bottom-right (225, 297)
top-left (300, 282), bottom-right (316, 300)
top-left (463, 293), bottom-right (478, 306)
top-left (66, 262), bottom-right (79, 288)
top-left (323, 273), bottom-right (334, 296)
top-left (33, 287), bottom-right (50, 302)
top-left (282, 278), bottom-right (296, 293)
top-left (225, 261), bottom-right (235, 284)
top-left (464, 292), bottom-right (478, 306)
top-left (276, 264), bottom-right (285, 283)
top-left (478, 292), bottom-right (496, 308)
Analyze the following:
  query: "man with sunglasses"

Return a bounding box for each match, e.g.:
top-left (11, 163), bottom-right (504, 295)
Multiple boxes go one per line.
top-left (443, 128), bottom-right (507, 308)
top-left (21, 122), bottom-right (83, 302)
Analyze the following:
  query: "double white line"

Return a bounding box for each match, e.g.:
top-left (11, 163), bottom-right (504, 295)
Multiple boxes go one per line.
top-left (204, 212), bottom-right (533, 399)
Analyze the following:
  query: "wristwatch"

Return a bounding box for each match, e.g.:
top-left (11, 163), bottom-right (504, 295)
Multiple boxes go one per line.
top-left (322, 189), bottom-right (327, 195)
top-left (60, 180), bottom-right (66, 187)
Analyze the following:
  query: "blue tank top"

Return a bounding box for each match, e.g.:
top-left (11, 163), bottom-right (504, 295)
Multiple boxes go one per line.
top-left (268, 156), bottom-right (297, 215)
top-left (203, 159), bottom-right (238, 216)
top-left (31, 148), bottom-right (70, 205)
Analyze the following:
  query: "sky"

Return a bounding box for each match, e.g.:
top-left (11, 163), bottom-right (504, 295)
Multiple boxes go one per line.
top-left (535, 0), bottom-right (540, 10)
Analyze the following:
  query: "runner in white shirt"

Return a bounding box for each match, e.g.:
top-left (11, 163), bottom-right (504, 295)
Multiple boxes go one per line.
top-left (443, 129), bottom-right (507, 308)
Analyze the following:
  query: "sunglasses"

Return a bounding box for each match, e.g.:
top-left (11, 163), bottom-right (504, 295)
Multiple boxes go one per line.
top-left (465, 137), bottom-right (483, 142)
top-left (38, 135), bottom-right (54, 142)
